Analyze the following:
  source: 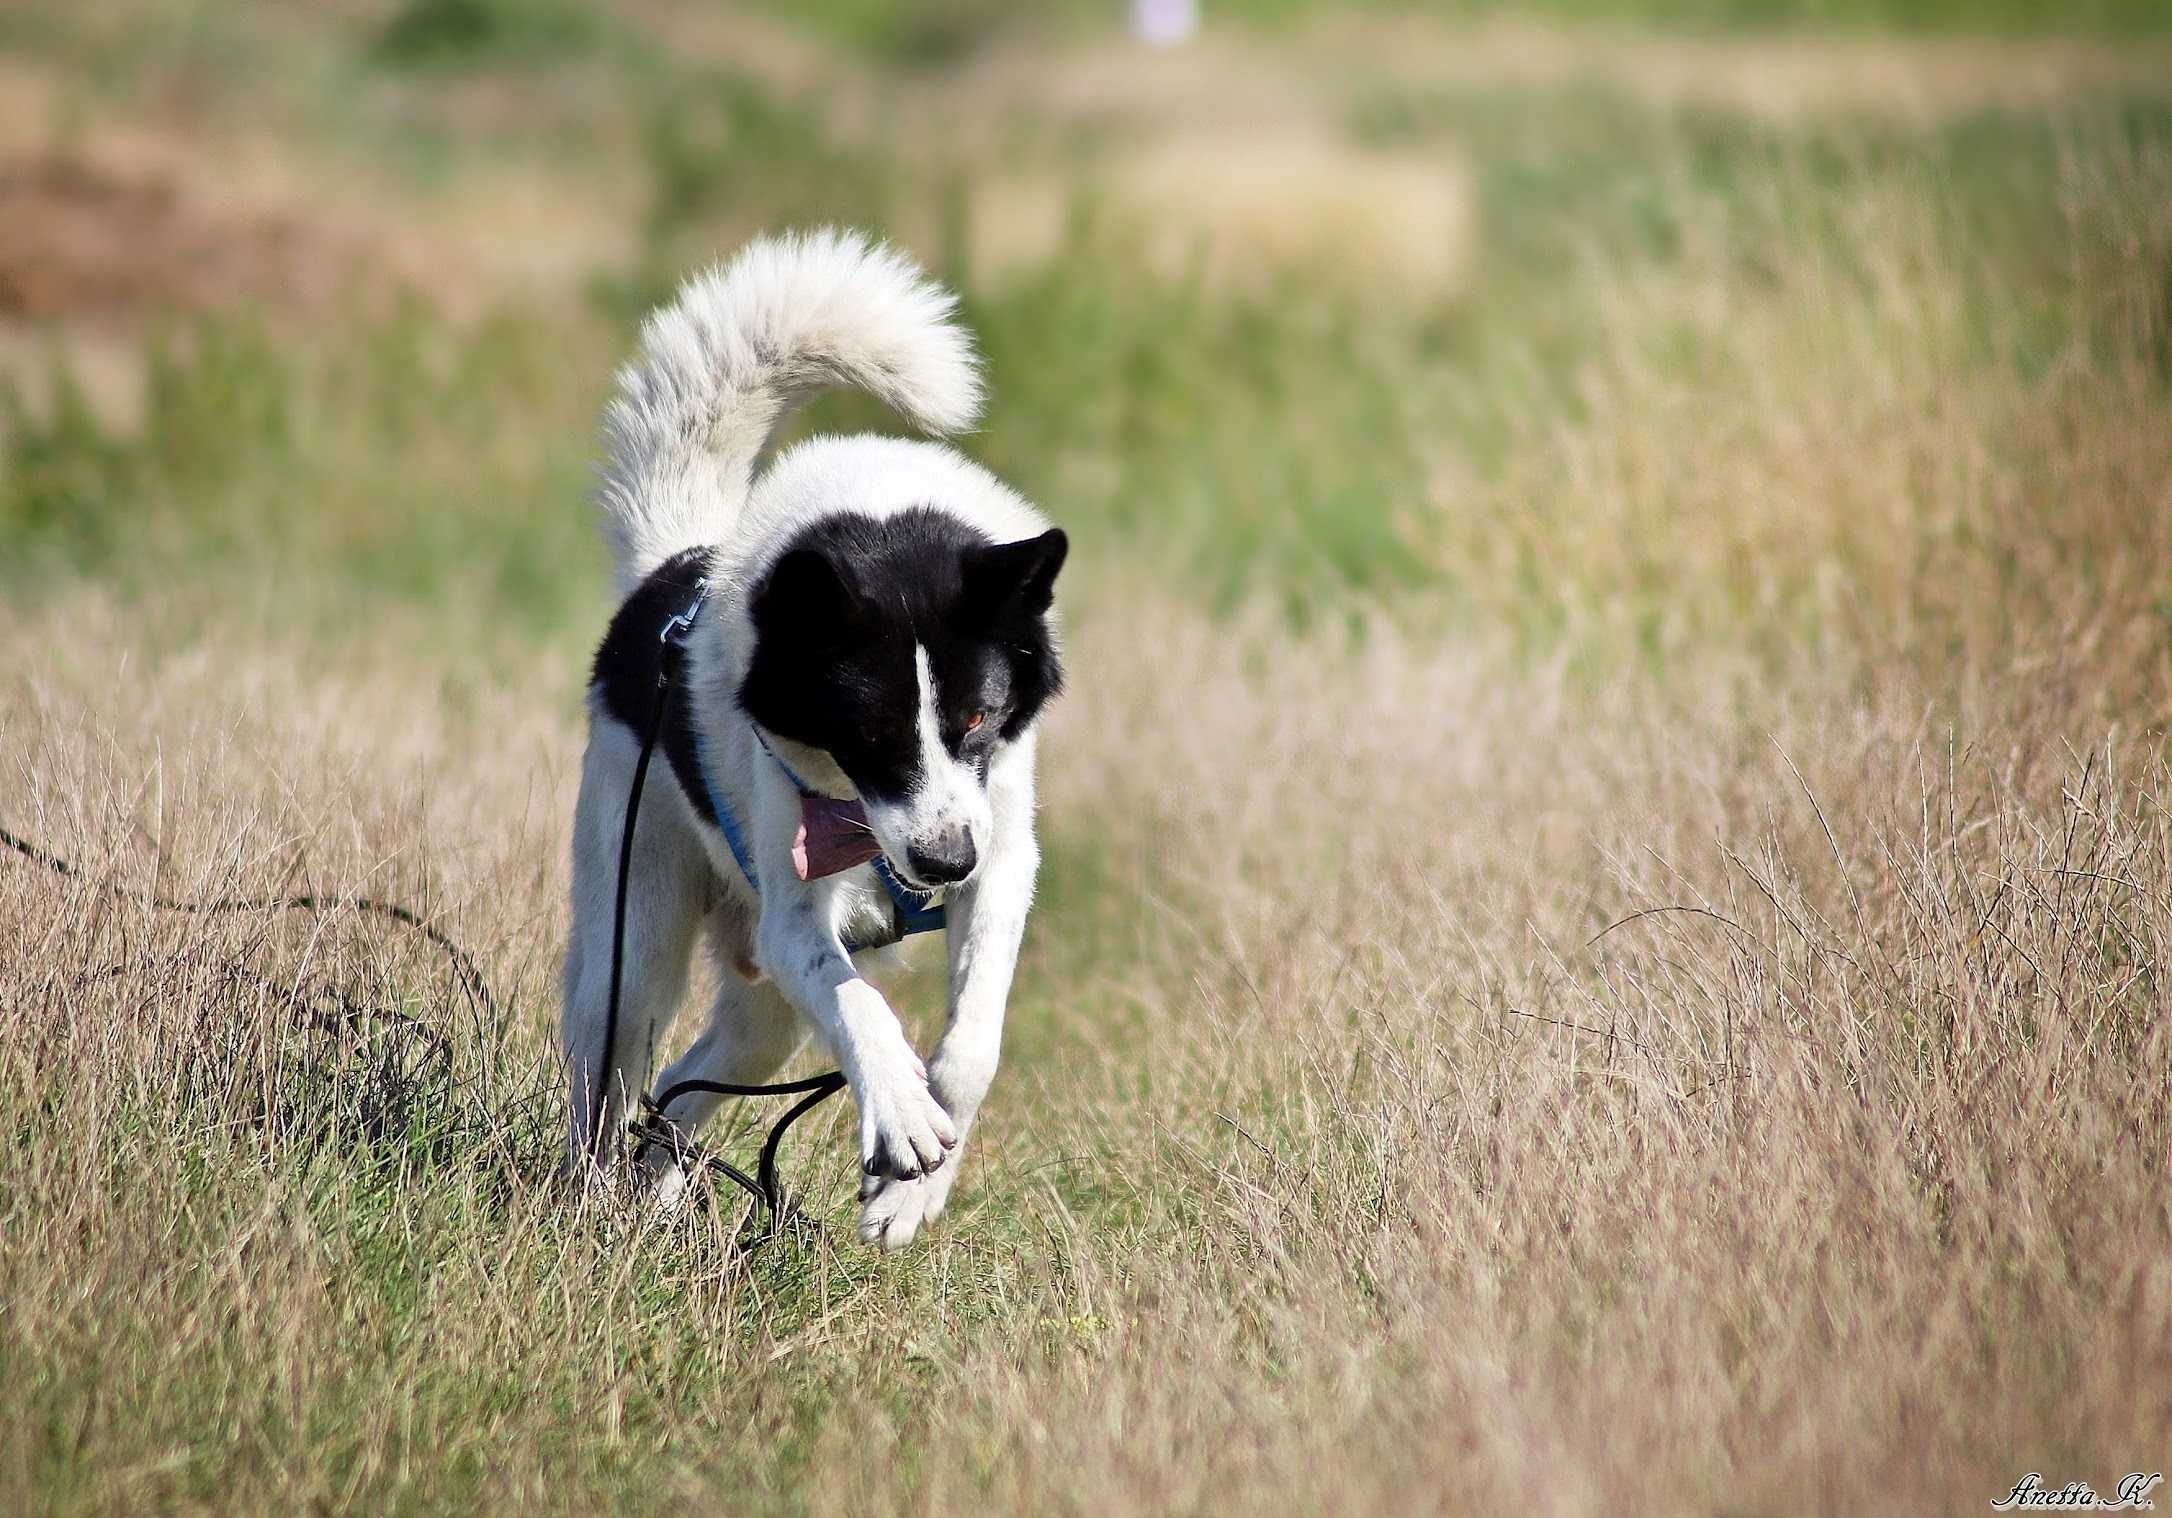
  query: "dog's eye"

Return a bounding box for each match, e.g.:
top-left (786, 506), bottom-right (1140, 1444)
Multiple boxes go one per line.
top-left (964, 711), bottom-right (984, 733)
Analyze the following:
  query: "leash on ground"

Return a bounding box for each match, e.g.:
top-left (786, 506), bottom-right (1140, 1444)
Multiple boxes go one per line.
top-left (0, 822), bottom-right (502, 1024)
top-left (2, 806), bottom-right (844, 1231)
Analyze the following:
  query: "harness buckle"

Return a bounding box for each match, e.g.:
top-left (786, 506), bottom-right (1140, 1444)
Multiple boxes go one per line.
top-left (660, 578), bottom-right (711, 646)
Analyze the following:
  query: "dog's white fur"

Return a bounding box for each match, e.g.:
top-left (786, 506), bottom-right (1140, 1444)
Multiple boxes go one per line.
top-left (563, 229), bottom-right (1053, 1249)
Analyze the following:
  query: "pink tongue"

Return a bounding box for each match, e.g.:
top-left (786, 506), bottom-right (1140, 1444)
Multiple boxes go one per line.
top-left (792, 795), bottom-right (883, 881)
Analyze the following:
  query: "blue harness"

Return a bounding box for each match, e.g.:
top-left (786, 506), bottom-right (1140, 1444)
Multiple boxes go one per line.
top-left (665, 579), bottom-right (946, 950)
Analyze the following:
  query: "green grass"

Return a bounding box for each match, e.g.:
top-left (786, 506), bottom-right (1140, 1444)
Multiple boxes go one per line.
top-left (371, 0), bottom-right (609, 68)
top-left (9, 74), bottom-right (2164, 664)
top-left (1292, 0), bottom-right (2172, 35)
top-left (757, 0), bottom-right (2172, 54)
top-left (1, 310), bottom-right (609, 659)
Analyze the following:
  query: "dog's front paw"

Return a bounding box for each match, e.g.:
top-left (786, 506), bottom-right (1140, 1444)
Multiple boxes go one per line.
top-left (855, 1060), bottom-right (958, 1184)
top-left (858, 1148), bottom-right (964, 1251)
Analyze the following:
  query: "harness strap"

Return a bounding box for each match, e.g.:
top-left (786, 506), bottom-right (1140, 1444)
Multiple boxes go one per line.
top-left (669, 585), bottom-right (946, 950)
top-left (873, 856), bottom-right (948, 936)
top-left (692, 726), bottom-right (763, 890)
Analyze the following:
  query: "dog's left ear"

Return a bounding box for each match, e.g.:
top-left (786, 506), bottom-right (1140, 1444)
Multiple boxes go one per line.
top-left (963, 528), bottom-right (1068, 617)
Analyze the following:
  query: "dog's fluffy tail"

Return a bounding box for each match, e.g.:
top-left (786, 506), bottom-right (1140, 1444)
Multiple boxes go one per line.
top-left (595, 228), bottom-right (983, 592)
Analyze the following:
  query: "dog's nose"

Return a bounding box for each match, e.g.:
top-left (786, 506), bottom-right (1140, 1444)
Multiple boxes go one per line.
top-left (904, 828), bottom-right (977, 886)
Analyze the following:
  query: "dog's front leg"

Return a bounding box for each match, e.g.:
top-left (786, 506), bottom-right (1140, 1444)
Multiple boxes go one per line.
top-left (753, 881), bottom-right (958, 1192)
top-left (858, 739), bottom-right (1041, 1250)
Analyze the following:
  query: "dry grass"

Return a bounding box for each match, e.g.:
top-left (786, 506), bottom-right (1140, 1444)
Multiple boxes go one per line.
top-left (7, 561), bottom-right (2168, 1514)
top-left (970, 124), bottom-right (1474, 295)
top-left (4, 4), bottom-right (2171, 1513)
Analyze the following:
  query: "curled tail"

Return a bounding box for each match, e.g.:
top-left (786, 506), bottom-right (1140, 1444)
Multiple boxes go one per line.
top-left (595, 228), bottom-right (983, 592)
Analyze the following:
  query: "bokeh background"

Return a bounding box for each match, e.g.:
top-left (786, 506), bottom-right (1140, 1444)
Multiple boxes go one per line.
top-left (3, 2), bottom-right (2171, 1513)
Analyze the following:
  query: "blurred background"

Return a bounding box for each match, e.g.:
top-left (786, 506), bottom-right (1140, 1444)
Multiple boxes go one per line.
top-left (5, 0), bottom-right (2167, 663)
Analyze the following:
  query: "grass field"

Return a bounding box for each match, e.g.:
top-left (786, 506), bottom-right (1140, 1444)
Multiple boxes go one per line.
top-left (4, 2), bottom-right (2172, 1513)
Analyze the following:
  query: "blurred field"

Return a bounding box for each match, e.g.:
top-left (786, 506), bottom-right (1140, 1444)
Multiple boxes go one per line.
top-left (4, 2), bottom-right (2172, 1514)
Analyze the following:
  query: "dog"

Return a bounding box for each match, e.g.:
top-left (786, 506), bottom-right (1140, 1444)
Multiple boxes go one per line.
top-left (560, 229), bottom-right (1066, 1250)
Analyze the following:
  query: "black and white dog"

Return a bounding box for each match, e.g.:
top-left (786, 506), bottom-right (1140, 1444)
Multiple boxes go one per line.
top-left (561, 230), bottom-right (1065, 1250)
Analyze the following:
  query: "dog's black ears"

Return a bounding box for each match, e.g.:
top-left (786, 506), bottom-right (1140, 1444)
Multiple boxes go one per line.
top-left (963, 528), bottom-right (1068, 618)
top-left (759, 546), bottom-right (863, 628)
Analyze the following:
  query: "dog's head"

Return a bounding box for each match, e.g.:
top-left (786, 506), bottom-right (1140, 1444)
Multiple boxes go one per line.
top-left (738, 507), bottom-right (1067, 891)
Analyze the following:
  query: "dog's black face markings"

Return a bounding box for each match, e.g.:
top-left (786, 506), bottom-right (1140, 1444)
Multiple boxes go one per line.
top-left (739, 508), bottom-right (1066, 802)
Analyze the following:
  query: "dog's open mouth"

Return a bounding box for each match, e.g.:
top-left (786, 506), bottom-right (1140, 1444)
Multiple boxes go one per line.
top-left (791, 795), bottom-right (884, 882)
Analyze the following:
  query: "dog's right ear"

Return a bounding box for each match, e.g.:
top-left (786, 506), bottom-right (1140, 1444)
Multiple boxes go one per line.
top-left (757, 547), bottom-right (861, 629)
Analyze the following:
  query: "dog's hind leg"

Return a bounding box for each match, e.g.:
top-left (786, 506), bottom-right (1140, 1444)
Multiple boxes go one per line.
top-left (636, 910), bottom-right (806, 1205)
top-left (649, 911), bottom-right (807, 1138)
top-left (561, 715), bottom-right (706, 1177)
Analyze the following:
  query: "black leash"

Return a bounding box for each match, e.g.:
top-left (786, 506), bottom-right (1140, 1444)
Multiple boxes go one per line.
top-left (0, 824), bottom-right (499, 1025)
top-left (590, 581), bottom-right (847, 1220)
top-left (633, 1070), bottom-right (848, 1213)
